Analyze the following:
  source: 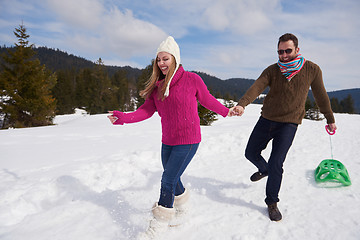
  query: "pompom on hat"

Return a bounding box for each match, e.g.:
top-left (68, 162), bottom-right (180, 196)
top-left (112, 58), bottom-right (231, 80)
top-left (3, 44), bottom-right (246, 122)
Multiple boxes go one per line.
top-left (156, 36), bottom-right (181, 97)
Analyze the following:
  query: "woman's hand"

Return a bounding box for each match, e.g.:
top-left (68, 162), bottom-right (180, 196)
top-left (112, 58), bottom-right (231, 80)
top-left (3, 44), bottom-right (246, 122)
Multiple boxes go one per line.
top-left (107, 111), bottom-right (119, 124)
top-left (228, 106), bottom-right (245, 116)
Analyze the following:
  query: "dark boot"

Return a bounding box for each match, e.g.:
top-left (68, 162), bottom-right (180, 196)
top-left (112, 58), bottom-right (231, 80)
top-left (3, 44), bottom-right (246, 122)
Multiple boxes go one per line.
top-left (267, 203), bottom-right (282, 221)
top-left (250, 171), bottom-right (268, 182)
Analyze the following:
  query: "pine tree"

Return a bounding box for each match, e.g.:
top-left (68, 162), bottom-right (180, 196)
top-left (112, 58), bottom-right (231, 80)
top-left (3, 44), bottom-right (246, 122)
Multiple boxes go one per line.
top-left (94, 58), bottom-right (118, 113)
top-left (75, 68), bottom-right (91, 110)
top-left (330, 97), bottom-right (341, 113)
top-left (340, 94), bottom-right (355, 114)
top-left (84, 58), bottom-right (117, 114)
top-left (136, 61), bottom-right (153, 108)
top-left (52, 69), bottom-right (76, 114)
top-left (305, 97), bottom-right (312, 112)
top-left (198, 103), bottom-right (218, 126)
top-left (111, 69), bottom-right (130, 111)
top-left (304, 101), bottom-right (323, 121)
top-left (73, 58), bottom-right (115, 114)
top-left (304, 97), bottom-right (323, 121)
top-left (0, 24), bottom-right (56, 128)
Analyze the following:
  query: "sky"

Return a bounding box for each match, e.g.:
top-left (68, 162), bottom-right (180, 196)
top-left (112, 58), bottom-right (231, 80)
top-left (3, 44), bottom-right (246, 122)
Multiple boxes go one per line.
top-left (0, 0), bottom-right (359, 91)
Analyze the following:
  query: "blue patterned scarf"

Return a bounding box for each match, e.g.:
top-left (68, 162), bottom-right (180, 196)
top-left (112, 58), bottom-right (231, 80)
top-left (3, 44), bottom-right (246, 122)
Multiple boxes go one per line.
top-left (277, 54), bottom-right (306, 81)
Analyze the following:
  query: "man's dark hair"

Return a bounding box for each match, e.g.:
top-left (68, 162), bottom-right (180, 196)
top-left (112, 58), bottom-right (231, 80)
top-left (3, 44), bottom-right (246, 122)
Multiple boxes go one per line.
top-left (278, 33), bottom-right (298, 48)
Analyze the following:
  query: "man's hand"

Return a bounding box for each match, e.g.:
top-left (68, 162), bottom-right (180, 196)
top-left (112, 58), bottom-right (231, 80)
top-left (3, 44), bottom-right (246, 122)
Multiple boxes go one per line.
top-left (326, 123), bottom-right (337, 133)
top-left (229, 106), bottom-right (245, 116)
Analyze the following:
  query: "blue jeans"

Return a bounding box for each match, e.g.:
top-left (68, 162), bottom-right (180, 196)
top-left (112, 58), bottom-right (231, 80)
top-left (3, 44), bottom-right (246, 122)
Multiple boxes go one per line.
top-left (158, 143), bottom-right (199, 208)
top-left (245, 116), bottom-right (298, 205)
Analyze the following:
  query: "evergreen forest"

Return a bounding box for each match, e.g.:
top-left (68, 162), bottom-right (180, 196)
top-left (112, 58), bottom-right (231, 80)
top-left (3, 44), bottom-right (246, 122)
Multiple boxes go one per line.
top-left (0, 24), bottom-right (358, 129)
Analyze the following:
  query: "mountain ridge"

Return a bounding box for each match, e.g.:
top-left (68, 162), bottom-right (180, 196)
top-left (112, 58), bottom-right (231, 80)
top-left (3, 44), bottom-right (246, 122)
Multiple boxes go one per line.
top-left (1, 46), bottom-right (358, 113)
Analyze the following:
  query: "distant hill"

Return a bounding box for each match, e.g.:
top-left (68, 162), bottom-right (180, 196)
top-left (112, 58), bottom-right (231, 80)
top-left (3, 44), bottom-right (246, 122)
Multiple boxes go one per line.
top-left (197, 71), bottom-right (359, 113)
top-left (34, 47), bottom-right (94, 71)
top-left (328, 89), bottom-right (360, 109)
top-left (194, 71), bottom-right (264, 100)
top-left (35, 47), bottom-right (143, 87)
top-left (309, 88), bottom-right (360, 113)
top-left (1, 46), bottom-right (358, 113)
top-left (0, 46), bottom-right (142, 86)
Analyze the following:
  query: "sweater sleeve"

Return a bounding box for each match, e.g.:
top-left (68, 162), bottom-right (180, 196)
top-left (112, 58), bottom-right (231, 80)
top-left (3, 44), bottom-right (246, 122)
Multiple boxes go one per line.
top-left (194, 73), bottom-right (229, 118)
top-left (310, 66), bottom-right (335, 124)
top-left (113, 97), bottom-right (156, 125)
top-left (237, 66), bottom-right (271, 107)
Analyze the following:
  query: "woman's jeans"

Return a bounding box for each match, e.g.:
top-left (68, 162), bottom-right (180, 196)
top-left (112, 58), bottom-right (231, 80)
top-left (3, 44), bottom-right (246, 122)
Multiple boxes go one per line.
top-left (158, 143), bottom-right (199, 208)
top-left (245, 116), bottom-right (298, 205)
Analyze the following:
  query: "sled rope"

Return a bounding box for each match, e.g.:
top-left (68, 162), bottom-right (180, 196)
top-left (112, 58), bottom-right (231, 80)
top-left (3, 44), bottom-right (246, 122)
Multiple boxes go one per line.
top-left (325, 125), bottom-right (335, 159)
top-left (329, 134), bottom-right (334, 159)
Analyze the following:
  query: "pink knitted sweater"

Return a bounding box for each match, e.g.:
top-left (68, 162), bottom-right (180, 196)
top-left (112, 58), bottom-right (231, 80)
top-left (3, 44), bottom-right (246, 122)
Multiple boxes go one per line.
top-left (113, 66), bottom-right (229, 145)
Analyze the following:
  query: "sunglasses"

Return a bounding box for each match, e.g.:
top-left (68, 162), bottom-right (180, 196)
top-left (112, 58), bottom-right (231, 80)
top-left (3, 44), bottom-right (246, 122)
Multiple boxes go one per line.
top-left (277, 48), bottom-right (293, 55)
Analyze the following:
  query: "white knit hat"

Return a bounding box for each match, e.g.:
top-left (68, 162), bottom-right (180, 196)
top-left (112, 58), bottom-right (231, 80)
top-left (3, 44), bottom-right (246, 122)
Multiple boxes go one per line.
top-left (156, 36), bottom-right (181, 97)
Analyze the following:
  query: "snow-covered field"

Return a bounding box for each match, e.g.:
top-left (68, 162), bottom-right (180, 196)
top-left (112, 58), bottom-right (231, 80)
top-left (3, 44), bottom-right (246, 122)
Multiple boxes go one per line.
top-left (0, 104), bottom-right (359, 240)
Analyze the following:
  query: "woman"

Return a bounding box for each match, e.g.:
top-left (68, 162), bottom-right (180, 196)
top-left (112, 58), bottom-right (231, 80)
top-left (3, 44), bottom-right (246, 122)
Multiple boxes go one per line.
top-left (108, 36), bottom-right (231, 238)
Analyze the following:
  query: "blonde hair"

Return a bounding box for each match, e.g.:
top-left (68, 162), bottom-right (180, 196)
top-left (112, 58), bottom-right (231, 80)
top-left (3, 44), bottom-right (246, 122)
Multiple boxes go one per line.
top-left (140, 55), bottom-right (177, 100)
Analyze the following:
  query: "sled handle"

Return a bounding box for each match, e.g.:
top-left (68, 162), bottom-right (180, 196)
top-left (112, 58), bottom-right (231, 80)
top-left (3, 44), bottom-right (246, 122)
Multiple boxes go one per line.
top-left (325, 125), bottom-right (336, 135)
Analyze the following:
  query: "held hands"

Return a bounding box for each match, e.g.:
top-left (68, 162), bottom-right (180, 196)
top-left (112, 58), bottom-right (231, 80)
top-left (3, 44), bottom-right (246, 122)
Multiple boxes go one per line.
top-left (228, 106), bottom-right (245, 117)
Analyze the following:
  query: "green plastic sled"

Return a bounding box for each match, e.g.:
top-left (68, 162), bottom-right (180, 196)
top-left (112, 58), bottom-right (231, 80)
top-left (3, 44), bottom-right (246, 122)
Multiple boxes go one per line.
top-left (315, 159), bottom-right (351, 186)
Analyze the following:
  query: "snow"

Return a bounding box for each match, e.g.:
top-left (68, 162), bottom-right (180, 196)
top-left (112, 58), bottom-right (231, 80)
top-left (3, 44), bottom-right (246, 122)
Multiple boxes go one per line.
top-left (0, 104), bottom-right (359, 240)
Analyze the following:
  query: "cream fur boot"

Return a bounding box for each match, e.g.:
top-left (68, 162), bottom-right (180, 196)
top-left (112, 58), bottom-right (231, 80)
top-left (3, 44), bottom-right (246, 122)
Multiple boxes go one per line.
top-left (170, 189), bottom-right (190, 226)
top-left (138, 203), bottom-right (175, 239)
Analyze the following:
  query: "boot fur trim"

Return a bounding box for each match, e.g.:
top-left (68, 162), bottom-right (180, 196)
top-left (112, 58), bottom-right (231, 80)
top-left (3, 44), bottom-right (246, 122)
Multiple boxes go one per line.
top-left (174, 188), bottom-right (190, 206)
top-left (152, 203), bottom-right (175, 222)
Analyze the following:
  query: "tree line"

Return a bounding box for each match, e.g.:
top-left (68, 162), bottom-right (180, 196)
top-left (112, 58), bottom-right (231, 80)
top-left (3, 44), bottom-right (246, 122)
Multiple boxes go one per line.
top-left (0, 24), bottom-right (356, 129)
top-left (0, 24), bottom-right (224, 128)
top-left (304, 94), bottom-right (355, 121)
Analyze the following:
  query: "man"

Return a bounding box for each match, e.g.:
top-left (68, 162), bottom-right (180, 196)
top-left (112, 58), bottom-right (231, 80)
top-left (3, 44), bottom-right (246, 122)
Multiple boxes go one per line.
top-left (231, 33), bottom-right (337, 221)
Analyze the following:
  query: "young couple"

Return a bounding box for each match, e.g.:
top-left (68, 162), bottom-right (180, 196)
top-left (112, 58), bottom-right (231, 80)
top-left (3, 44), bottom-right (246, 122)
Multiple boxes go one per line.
top-left (108, 33), bottom-right (336, 238)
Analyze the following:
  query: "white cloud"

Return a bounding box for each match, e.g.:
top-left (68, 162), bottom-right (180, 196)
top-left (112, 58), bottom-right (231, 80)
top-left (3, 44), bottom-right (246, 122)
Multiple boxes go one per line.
top-left (101, 8), bottom-right (167, 56)
top-left (46, 0), bottom-right (104, 30)
top-left (144, 0), bottom-right (281, 36)
top-left (0, 0), bottom-right (35, 16)
top-left (301, 37), bottom-right (360, 90)
top-left (1, 0), bottom-right (359, 90)
top-left (201, 0), bottom-right (279, 35)
top-left (44, 0), bottom-right (168, 59)
top-left (99, 0), bottom-right (358, 90)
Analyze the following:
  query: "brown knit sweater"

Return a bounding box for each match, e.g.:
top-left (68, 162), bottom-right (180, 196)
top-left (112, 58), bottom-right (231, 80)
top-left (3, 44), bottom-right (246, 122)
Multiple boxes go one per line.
top-left (237, 60), bottom-right (335, 124)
